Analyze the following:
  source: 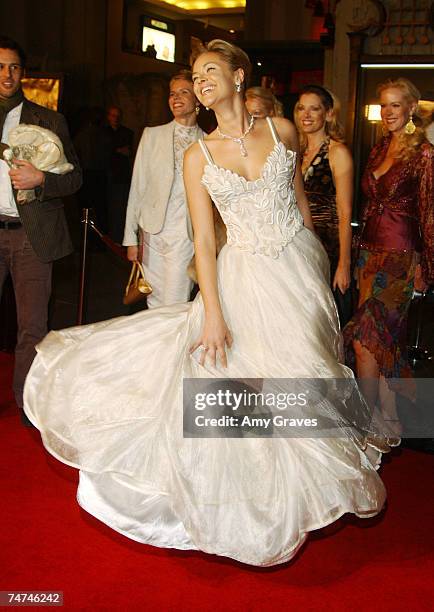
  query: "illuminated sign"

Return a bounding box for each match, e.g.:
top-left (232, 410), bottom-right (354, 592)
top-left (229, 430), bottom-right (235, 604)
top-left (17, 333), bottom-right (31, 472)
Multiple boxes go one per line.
top-left (142, 26), bottom-right (175, 62)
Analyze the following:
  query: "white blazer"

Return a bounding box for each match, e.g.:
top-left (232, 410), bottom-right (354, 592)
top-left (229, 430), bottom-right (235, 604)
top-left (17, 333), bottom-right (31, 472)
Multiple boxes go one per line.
top-left (123, 120), bottom-right (203, 245)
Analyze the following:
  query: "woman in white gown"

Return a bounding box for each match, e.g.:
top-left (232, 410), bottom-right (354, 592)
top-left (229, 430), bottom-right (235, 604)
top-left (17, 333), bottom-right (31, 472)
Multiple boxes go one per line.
top-left (24, 40), bottom-right (389, 567)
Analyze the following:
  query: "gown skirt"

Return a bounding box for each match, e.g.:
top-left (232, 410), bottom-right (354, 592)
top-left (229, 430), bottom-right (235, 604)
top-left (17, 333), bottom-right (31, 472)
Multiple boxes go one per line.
top-left (24, 226), bottom-right (386, 567)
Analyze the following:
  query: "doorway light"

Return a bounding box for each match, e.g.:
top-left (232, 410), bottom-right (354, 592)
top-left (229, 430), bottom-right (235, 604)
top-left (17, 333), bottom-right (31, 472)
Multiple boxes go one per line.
top-left (365, 104), bottom-right (381, 122)
top-left (361, 63), bottom-right (434, 69)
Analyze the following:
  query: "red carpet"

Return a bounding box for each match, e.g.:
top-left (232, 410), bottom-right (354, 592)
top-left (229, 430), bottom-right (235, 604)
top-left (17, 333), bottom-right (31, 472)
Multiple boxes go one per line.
top-left (1, 351), bottom-right (433, 611)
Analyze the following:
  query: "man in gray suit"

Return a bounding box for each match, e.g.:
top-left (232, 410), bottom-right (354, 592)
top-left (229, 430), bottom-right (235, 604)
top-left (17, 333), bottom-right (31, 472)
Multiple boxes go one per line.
top-left (0, 36), bottom-right (82, 423)
top-left (123, 70), bottom-right (202, 308)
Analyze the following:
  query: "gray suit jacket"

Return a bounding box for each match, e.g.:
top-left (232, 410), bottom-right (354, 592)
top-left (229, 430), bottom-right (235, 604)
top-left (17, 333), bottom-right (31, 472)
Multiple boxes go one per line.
top-left (14, 99), bottom-right (82, 263)
top-left (123, 120), bottom-right (203, 245)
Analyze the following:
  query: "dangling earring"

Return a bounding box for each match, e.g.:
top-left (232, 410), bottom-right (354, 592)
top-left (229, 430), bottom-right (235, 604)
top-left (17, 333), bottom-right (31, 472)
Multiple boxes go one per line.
top-left (235, 81), bottom-right (241, 93)
top-left (195, 106), bottom-right (200, 115)
top-left (205, 106), bottom-right (209, 111)
top-left (404, 113), bottom-right (416, 135)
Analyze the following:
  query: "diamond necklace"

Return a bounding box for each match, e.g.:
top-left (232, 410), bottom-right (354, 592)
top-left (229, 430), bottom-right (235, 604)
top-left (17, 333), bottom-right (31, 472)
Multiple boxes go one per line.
top-left (217, 114), bottom-right (255, 157)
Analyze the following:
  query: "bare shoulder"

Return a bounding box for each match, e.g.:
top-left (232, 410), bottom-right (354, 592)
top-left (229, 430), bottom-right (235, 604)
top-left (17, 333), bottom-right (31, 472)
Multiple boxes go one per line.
top-left (184, 141), bottom-right (203, 163)
top-left (329, 140), bottom-right (353, 166)
top-left (270, 117), bottom-right (297, 144)
top-left (183, 141), bottom-right (206, 177)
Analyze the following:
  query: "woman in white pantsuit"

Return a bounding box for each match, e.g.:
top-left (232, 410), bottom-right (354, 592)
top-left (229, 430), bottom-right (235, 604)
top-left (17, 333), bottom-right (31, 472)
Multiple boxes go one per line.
top-left (123, 70), bottom-right (203, 307)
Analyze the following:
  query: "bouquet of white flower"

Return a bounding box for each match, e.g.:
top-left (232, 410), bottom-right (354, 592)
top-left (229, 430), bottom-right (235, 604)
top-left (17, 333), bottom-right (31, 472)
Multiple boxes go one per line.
top-left (3, 123), bottom-right (74, 203)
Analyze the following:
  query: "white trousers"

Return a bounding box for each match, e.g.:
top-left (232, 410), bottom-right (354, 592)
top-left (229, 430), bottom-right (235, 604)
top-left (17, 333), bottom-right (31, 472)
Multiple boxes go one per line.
top-left (142, 231), bottom-right (194, 309)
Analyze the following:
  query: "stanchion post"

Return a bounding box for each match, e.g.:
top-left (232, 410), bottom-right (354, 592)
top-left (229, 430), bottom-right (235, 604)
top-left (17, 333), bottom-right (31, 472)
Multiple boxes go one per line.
top-left (77, 208), bottom-right (90, 325)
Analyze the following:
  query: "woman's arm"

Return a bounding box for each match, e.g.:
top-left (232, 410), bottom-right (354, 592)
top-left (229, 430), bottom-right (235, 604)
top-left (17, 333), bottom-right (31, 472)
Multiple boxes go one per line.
top-left (124, 128), bottom-right (150, 255)
top-left (184, 143), bottom-right (233, 367)
top-left (329, 142), bottom-right (354, 293)
top-left (272, 117), bottom-right (315, 231)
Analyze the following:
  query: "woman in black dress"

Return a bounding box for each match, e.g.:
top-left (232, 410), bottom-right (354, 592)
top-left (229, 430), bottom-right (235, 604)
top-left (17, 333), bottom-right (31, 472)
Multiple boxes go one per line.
top-left (295, 85), bottom-right (354, 326)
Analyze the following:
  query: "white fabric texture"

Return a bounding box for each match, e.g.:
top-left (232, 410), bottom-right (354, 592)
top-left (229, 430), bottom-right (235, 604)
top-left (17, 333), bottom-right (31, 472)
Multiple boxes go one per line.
top-left (24, 120), bottom-right (386, 567)
top-left (141, 123), bottom-right (198, 307)
top-left (0, 102), bottom-right (22, 216)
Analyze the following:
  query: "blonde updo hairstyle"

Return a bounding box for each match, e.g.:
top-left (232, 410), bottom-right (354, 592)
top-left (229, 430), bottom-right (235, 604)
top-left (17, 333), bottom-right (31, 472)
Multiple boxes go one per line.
top-left (294, 85), bottom-right (345, 153)
top-left (377, 77), bottom-right (428, 161)
top-left (245, 86), bottom-right (284, 117)
top-left (200, 39), bottom-right (252, 93)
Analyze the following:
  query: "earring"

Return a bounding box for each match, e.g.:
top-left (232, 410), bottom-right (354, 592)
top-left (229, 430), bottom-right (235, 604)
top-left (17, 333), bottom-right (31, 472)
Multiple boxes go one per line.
top-left (404, 113), bottom-right (416, 135)
top-left (205, 106), bottom-right (209, 111)
top-left (195, 106), bottom-right (200, 115)
top-left (235, 82), bottom-right (241, 93)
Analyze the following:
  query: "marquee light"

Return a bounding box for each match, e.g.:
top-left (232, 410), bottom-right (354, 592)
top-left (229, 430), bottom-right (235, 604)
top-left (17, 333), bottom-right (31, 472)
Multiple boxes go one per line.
top-left (151, 0), bottom-right (245, 9)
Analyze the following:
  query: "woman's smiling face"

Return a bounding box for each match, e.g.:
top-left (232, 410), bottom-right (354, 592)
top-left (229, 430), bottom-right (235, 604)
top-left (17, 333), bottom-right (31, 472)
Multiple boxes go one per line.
top-left (192, 52), bottom-right (240, 109)
top-left (379, 87), bottom-right (415, 134)
top-left (295, 93), bottom-right (328, 135)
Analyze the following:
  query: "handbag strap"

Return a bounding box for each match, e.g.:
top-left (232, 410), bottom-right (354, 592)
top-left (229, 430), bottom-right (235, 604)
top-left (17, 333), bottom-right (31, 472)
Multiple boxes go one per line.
top-left (125, 261), bottom-right (138, 295)
top-left (125, 261), bottom-right (148, 295)
top-left (135, 261), bottom-right (147, 282)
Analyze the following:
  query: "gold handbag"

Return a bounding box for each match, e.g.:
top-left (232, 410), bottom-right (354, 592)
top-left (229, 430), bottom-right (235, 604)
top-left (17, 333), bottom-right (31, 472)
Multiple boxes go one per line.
top-left (123, 261), bottom-right (152, 305)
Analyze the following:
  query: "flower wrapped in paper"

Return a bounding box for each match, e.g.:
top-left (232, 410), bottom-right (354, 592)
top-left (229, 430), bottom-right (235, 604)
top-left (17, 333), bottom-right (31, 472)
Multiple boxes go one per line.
top-left (3, 123), bottom-right (74, 203)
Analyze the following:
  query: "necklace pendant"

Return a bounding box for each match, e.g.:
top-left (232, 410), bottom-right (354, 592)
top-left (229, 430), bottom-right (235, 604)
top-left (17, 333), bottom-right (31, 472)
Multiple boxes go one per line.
top-left (216, 115), bottom-right (255, 158)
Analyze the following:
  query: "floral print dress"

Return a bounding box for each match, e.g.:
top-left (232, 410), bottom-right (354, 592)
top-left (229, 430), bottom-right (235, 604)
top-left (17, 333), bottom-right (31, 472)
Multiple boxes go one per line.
top-left (344, 136), bottom-right (434, 379)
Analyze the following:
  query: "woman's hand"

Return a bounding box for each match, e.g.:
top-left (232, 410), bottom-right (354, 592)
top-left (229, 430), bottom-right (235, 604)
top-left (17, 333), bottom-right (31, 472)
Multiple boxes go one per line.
top-left (414, 264), bottom-right (428, 293)
top-left (190, 313), bottom-right (233, 368)
top-left (333, 261), bottom-right (351, 294)
top-left (127, 246), bottom-right (139, 262)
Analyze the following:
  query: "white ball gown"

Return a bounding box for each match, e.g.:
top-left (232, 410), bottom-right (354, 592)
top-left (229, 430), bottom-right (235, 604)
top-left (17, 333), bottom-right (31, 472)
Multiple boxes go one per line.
top-left (24, 118), bottom-right (386, 567)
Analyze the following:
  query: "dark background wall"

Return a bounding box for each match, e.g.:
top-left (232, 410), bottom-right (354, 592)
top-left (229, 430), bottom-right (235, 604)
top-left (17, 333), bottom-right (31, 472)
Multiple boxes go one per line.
top-left (1, 0), bottom-right (107, 118)
top-left (1, 0), bottom-right (325, 141)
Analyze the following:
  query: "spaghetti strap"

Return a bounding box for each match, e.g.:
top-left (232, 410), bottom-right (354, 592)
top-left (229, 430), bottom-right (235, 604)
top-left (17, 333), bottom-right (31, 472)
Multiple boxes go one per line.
top-left (266, 117), bottom-right (280, 145)
top-left (198, 139), bottom-right (215, 166)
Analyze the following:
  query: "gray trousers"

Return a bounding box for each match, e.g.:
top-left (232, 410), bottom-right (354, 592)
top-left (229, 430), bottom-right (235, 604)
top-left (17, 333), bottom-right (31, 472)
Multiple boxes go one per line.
top-left (0, 216), bottom-right (52, 409)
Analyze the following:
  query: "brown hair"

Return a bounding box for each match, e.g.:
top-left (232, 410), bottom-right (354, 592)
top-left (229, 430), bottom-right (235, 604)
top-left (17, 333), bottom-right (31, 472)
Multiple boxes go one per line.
top-left (201, 39), bottom-right (252, 92)
top-left (377, 77), bottom-right (428, 160)
top-left (294, 85), bottom-right (345, 152)
top-left (245, 86), bottom-right (284, 117)
top-left (0, 35), bottom-right (26, 67)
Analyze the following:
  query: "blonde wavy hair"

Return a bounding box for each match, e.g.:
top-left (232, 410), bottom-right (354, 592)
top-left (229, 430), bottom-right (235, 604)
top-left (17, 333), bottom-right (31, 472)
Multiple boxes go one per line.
top-left (377, 77), bottom-right (429, 161)
top-left (245, 86), bottom-right (284, 117)
top-left (294, 85), bottom-right (345, 153)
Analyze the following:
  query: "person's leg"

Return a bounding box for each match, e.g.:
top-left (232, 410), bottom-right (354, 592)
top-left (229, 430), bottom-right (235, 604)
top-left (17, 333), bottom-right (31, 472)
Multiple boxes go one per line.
top-left (378, 375), bottom-right (402, 436)
top-left (0, 228), bottom-right (11, 299)
top-left (141, 232), bottom-right (165, 309)
top-left (353, 340), bottom-right (400, 446)
top-left (10, 228), bottom-right (52, 417)
top-left (353, 340), bottom-right (379, 411)
top-left (159, 237), bottom-right (194, 306)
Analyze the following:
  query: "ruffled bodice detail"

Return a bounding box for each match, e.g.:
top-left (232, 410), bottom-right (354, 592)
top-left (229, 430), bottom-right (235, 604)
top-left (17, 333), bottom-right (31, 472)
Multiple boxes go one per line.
top-left (201, 142), bottom-right (304, 259)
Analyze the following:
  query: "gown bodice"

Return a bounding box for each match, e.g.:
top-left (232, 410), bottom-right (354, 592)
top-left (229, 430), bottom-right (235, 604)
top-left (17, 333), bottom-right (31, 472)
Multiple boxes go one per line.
top-left (199, 119), bottom-right (304, 259)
